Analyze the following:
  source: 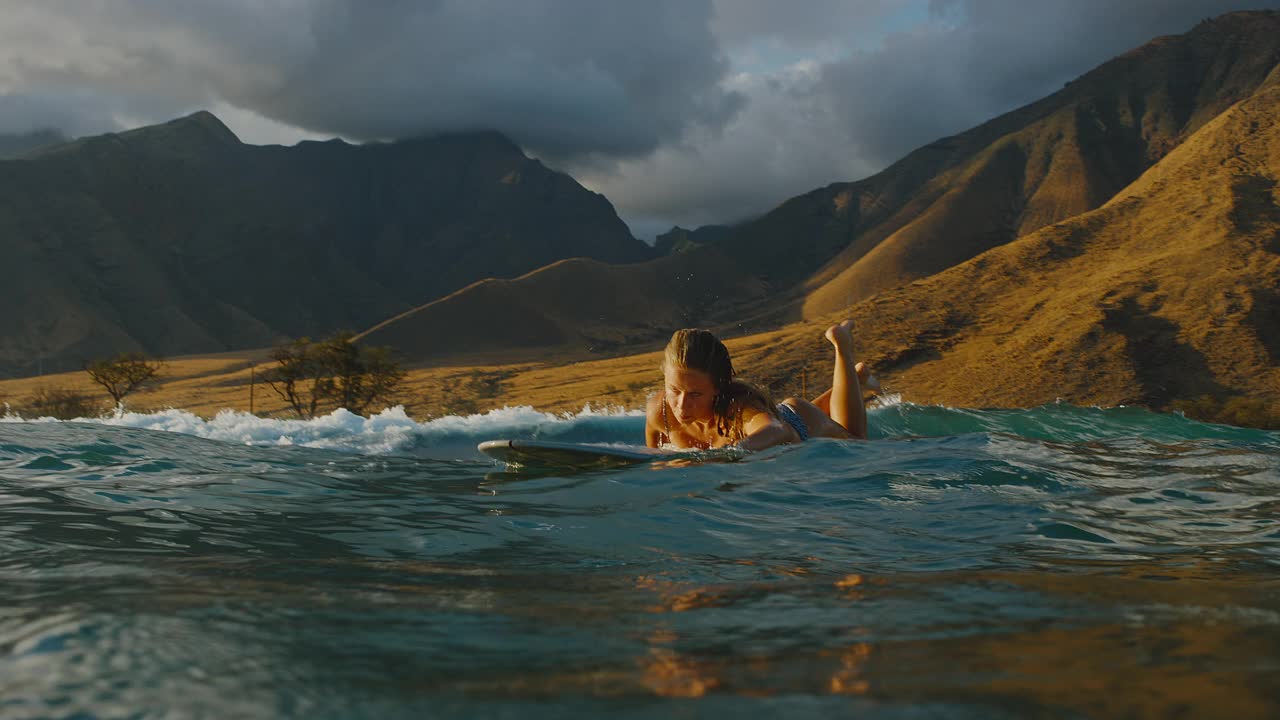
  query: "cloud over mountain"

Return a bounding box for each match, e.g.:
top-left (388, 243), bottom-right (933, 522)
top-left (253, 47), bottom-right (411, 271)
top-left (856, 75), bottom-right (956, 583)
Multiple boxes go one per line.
top-left (1, 0), bottom-right (1277, 232)
top-left (589, 0), bottom-right (1280, 231)
top-left (0, 0), bottom-right (742, 161)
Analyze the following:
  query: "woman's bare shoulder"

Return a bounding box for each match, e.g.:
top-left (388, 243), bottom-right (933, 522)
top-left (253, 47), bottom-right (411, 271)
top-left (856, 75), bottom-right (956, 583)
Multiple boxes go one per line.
top-left (644, 391), bottom-right (668, 447)
top-left (645, 391), bottom-right (665, 419)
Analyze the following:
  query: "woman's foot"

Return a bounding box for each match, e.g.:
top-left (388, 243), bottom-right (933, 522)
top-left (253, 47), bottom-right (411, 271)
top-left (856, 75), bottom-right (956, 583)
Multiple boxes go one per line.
top-left (824, 319), bottom-right (855, 351)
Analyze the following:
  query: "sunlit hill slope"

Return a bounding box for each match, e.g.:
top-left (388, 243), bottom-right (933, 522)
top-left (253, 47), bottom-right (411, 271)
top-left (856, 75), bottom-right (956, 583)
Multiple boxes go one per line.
top-left (358, 11), bottom-right (1280, 417)
top-left (763, 59), bottom-right (1280, 412)
top-left (733, 10), bottom-right (1280, 318)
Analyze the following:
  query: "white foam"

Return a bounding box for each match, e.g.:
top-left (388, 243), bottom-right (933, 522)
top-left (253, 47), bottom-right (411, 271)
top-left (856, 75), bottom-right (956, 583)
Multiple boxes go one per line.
top-left (1, 404), bottom-right (645, 458)
top-left (868, 393), bottom-right (904, 410)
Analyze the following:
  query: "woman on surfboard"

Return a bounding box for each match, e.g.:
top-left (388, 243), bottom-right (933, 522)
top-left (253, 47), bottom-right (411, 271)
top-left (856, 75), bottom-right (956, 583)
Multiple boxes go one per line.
top-left (645, 320), bottom-right (873, 451)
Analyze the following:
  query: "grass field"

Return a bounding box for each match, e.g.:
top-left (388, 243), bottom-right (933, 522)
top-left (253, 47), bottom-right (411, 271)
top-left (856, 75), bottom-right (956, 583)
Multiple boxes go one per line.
top-left (0, 320), bottom-right (862, 422)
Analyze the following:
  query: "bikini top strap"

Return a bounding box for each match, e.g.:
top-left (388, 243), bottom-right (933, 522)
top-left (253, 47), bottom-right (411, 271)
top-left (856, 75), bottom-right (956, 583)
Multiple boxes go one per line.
top-left (660, 392), bottom-right (670, 442)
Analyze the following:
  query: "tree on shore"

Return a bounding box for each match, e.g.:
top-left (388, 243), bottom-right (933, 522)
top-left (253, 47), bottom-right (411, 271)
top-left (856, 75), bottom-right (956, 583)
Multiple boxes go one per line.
top-left (85, 353), bottom-right (164, 407)
top-left (264, 333), bottom-right (405, 419)
top-left (264, 337), bottom-right (324, 420)
top-left (19, 387), bottom-right (102, 420)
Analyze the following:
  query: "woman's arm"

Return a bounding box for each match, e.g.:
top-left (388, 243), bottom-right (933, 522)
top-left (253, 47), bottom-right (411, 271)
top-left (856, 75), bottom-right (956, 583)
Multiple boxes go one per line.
top-left (644, 393), bottom-right (666, 448)
top-left (735, 406), bottom-right (795, 452)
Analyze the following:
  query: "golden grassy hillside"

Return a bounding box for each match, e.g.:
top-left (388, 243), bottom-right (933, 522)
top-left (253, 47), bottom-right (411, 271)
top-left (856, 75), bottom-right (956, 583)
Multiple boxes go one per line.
top-left (354, 247), bottom-right (767, 364)
top-left (775, 65), bottom-right (1280, 413)
top-left (796, 11), bottom-right (1280, 318)
top-left (0, 327), bottom-right (847, 422)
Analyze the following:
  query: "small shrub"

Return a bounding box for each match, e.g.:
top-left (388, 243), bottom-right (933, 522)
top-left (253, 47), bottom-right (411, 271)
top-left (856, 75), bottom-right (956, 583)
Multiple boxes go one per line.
top-left (457, 369), bottom-right (514, 402)
top-left (85, 353), bottom-right (164, 407)
top-left (263, 333), bottom-right (406, 419)
top-left (21, 387), bottom-right (103, 420)
top-left (441, 397), bottom-right (481, 416)
top-left (467, 370), bottom-right (507, 399)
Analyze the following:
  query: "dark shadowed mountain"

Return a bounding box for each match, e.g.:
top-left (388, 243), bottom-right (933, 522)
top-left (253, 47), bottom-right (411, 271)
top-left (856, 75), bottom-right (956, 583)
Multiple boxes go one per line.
top-left (0, 114), bottom-right (651, 376)
top-left (355, 247), bottom-right (767, 364)
top-left (0, 129), bottom-right (67, 159)
top-left (654, 224), bottom-right (732, 255)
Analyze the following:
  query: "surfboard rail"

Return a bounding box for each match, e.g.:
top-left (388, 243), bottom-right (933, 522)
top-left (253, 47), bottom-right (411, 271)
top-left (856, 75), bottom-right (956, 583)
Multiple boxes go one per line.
top-left (478, 439), bottom-right (672, 469)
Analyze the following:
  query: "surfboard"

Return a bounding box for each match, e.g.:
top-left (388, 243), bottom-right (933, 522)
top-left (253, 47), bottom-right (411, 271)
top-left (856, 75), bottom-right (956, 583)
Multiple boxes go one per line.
top-left (478, 439), bottom-right (674, 470)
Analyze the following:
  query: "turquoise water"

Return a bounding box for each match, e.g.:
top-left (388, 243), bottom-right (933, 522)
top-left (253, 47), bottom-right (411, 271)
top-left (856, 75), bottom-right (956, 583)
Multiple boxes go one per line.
top-left (1, 402), bottom-right (1278, 718)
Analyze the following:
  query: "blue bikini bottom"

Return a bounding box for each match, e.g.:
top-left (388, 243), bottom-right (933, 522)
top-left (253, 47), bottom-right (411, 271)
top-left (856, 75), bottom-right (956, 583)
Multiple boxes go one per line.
top-left (776, 403), bottom-right (810, 441)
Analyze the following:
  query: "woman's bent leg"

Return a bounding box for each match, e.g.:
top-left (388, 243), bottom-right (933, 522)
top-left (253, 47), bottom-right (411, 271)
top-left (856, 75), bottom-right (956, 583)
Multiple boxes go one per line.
top-left (811, 388), bottom-right (832, 414)
top-left (811, 362), bottom-right (877, 412)
top-left (823, 320), bottom-right (867, 439)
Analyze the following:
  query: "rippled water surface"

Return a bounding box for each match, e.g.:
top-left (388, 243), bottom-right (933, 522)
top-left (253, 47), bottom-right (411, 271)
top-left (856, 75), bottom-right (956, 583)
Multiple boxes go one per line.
top-left (1, 403), bottom-right (1278, 718)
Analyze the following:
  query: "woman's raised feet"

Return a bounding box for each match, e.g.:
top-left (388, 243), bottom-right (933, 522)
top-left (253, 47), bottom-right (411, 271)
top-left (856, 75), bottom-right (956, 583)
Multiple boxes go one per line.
top-left (821, 318), bottom-right (865, 438)
top-left (824, 319), bottom-right (855, 351)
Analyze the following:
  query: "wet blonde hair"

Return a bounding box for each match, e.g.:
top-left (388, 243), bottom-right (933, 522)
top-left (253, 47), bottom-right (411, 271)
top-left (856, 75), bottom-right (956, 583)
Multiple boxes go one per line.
top-left (663, 328), bottom-right (777, 440)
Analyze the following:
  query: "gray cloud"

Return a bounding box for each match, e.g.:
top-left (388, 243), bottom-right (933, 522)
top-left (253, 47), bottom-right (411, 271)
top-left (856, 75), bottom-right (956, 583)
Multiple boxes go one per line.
top-left (0, 0), bottom-right (743, 163)
top-left (818, 0), bottom-right (1280, 169)
top-left (579, 62), bottom-right (865, 234)
top-left (0, 92), bottom-right (114, 137)
top-left (590, 0), bottom-right (1280, 235)
top-left (0, 0), bottom-right (1276, 236)
top-left (710, 0), bottom-right (902, 52)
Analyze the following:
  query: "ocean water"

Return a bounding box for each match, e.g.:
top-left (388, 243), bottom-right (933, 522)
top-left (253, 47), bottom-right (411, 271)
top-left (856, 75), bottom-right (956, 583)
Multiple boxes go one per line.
top-left (1, 401), bottom-right (1278, 719)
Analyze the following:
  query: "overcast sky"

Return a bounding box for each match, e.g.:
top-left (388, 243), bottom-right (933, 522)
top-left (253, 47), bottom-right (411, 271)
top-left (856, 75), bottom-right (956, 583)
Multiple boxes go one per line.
top-left (1, 0), bottom-right (1276, 239)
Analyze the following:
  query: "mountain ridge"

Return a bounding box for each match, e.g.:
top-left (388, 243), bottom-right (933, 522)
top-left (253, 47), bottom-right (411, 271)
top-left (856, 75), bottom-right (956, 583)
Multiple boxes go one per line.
top-left (835, 65), bottom-right (1280, 410)
top-left (788, 9), bottom-right (1280, 318)
top-left (357, 9), bottom-right (1280, 411)
top-left (0, 128), bottom-right (68, 159)
top-left (0, 114), bottom-right (652, 376)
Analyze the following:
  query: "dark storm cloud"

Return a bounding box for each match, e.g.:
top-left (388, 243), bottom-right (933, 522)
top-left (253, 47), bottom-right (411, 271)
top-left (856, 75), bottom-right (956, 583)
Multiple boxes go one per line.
top-left (0, 93), bottom-right (112, 137)
top-left (579, 63), bottom-right (864, 232)
top-left (0, 0), bottom-right (744, 163)
top-left (0, 0), bottom-right (1277, 232)
top-left (710, 0), bottom-right (902, 50)
top-left (592, 0), bottom-right (1280, 233)
top-left (244, 1), bottom-right (745, 160)
top-left (818, 0), bottom-right (1280, 169)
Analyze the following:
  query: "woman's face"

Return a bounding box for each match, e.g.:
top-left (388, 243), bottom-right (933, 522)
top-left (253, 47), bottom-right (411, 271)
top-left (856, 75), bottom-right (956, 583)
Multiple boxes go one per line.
top-left (663, 365), bottom-right (717, 425)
